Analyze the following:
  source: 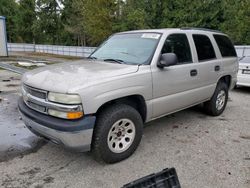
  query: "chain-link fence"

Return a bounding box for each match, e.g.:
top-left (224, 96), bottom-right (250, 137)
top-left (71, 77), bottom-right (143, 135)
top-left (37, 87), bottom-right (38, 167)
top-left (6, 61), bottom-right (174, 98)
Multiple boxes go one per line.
top-left (7, 43), bottom-right (96, 57)
top-left (7, 43), bottom-right (250, 58)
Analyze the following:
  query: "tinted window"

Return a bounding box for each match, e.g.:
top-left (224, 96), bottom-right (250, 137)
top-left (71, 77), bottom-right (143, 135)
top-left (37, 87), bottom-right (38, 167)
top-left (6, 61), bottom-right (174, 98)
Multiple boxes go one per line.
top-left (193, 34), bottom-right (216, 61)
top-left (214, 35), bottom-right (237, 57)
top-left (161, 34), bottom-right (192, 64)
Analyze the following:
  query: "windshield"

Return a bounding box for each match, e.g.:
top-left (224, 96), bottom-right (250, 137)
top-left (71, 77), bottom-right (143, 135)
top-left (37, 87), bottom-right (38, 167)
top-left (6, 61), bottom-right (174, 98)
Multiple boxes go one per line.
top-left (89, 33), bottom-right (161, 65)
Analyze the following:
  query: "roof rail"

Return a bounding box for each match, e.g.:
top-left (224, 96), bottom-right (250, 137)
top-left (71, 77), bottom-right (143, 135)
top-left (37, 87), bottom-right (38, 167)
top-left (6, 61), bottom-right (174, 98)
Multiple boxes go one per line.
top-left (181, 27), bottom-right (223, 33)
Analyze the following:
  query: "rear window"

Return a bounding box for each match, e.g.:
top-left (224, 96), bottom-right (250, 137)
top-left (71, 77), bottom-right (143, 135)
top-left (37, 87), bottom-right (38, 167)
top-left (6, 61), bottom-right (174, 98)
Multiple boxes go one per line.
top-left (239, 57), bottom-right (250, 64)
top-left (193, 34), bottom-right (216, 61)
top-left (214, 35), bottom-right (237, 57)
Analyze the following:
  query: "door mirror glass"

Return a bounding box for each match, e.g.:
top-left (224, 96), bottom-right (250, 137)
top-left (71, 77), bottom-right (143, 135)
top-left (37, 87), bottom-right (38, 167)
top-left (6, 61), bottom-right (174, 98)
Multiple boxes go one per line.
top-left (158, 53), bottom-right (178, 68)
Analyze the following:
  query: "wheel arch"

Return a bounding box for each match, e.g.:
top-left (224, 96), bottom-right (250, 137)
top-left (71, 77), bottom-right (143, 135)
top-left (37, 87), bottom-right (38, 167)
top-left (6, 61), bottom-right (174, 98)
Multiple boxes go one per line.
top-left (95, 95), bottom-right (147, 123)
top-left (217, 75), bottom-right (232, 89)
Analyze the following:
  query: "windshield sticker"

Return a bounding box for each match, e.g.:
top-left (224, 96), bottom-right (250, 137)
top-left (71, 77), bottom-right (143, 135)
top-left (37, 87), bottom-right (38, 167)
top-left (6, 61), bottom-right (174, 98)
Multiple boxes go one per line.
top-left (141, 33), bottom-right (160, 39)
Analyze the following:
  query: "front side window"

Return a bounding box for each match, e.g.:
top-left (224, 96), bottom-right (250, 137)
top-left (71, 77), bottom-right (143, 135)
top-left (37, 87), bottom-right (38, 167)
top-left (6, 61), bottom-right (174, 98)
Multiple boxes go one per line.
top-left (193, 34), bottom-right (216, 61)
top-left (161, 34), bottom-right (192, 64)
top-left (213, 34), bottom-right (237, 57)
top-left (90, 33), bottom-right (161, 65)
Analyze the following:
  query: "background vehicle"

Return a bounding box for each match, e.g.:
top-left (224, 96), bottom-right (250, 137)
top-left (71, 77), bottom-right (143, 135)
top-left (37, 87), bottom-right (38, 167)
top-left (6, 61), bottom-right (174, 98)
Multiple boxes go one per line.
top-left (18, 28), bottom-right (238, 163)
top-left (236, 56), bottom-right (250, 87)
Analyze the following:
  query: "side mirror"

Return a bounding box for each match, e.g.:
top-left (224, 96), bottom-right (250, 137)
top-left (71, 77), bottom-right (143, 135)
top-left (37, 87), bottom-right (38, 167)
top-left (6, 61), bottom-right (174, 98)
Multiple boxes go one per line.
top-left (157, 53), bottom-right (178, 68)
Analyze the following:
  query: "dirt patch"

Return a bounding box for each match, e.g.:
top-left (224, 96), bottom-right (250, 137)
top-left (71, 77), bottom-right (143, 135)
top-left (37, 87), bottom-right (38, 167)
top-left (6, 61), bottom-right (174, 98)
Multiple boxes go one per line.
top-left (19, 167), bottom-right (41, 178)
top-left (6, 84), bottom-right (20, 87)
top-left (239, 135), bottom-right (250, 140)
top-left (12, 63), bottom-right (39, 70)
top-left (218, 118), bottom-right (229, 121)
top-left (43, 176), bottom-right (54, 184)
top-left (1, 174), bottom-right (32, 188)
top-left (232, 139), bottom-right (240, 143)
top-left (25, 52), bottom-right (81, 60)
top-left (10, 77), bottom-right (21, 81)
top-left (0, 139), bottom-right (47, 163)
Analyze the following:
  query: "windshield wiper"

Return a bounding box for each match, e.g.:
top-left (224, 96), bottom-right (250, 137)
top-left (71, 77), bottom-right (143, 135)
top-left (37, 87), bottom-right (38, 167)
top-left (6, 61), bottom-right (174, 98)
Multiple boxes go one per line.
top-left (103, 58), bottom-right (124, 64)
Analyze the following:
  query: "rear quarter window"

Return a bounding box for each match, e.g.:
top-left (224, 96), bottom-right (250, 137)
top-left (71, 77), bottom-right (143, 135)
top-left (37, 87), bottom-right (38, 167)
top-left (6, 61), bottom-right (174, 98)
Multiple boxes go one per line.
top-left (213, 35), bottom-right (237, 57)
top-left (193, 34), bottom-right (216, 61)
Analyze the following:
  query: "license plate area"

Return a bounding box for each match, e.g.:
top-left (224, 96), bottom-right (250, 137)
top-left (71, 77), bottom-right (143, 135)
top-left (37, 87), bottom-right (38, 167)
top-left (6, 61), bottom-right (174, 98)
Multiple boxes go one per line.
top-left (242, 69), bottom-right (250, 74)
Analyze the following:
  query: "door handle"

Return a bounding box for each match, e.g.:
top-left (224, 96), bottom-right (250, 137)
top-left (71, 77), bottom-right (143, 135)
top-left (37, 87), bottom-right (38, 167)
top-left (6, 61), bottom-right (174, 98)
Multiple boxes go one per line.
top-left (215, 65), bottom-right (220, 72)
top-left (190, 69), bottom-right (198, 77)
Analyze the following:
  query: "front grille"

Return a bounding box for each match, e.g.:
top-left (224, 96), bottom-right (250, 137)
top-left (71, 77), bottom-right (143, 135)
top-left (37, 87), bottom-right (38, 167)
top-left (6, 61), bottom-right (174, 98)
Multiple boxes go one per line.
top-left (23, 85), bottom-right (47, 99)
top-left (27, 101), bottom-right (47, 113)
top-left (23, 85), bottom-right (48, 114)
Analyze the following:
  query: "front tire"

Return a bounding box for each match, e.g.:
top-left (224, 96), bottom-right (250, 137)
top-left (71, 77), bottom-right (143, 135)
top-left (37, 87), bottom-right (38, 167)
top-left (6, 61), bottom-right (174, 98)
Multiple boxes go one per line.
top-left (92, 104), bottom-right (143, 163)
top-left (204, 82), bottom-right (228, 116)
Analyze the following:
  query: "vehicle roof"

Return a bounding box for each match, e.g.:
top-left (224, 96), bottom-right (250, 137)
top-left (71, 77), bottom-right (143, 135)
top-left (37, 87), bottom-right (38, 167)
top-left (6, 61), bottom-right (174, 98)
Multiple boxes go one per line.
top-left (119, 28), bottom-right (226, 35)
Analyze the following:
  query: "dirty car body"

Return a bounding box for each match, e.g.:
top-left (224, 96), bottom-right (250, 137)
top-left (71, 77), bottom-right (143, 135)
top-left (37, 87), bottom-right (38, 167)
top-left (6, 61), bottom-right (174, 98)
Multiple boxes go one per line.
top-left (18, 28), bottom-right (238, 163)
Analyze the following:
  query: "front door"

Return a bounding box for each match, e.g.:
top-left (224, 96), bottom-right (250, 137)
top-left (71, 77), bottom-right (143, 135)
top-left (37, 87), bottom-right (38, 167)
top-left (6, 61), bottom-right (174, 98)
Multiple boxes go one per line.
top-left (151, 33), bottom-right (209, 118)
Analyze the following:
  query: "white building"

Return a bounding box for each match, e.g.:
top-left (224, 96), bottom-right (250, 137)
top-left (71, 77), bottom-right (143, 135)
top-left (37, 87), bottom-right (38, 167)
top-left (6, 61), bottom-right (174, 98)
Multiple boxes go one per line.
top-left (0, 16), bottom-right (8, 56)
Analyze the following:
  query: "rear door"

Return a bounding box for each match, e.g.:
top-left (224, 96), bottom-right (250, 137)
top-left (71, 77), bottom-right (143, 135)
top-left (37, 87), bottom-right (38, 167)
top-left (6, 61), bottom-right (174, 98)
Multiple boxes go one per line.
top-left (190, 33), bottom-right (221, 94)
top-left (212, 34), bottom-right (238, 88)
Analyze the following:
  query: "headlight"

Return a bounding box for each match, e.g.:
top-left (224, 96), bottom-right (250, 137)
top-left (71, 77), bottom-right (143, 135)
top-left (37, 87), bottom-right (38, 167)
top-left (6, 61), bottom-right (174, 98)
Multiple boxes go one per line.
top-left (48, 109), bottom-right (83, 119)
top-left (48, 92), bottom-right (82, 104)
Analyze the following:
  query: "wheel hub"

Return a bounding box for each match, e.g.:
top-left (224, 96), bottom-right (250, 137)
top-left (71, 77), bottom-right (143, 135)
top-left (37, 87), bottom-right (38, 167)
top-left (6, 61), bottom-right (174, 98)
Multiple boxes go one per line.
top-left (107, 118), bottom-right (136, 153)
top-left (117, 131), bottom-right (122, 137)
top-left (216, 90), bottom-right (226, 111)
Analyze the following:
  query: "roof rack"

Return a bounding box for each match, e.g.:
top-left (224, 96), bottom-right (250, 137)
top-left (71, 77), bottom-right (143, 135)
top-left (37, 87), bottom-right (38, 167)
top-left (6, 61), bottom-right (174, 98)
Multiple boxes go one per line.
top-left (181, 27), bottom-right (223, 33)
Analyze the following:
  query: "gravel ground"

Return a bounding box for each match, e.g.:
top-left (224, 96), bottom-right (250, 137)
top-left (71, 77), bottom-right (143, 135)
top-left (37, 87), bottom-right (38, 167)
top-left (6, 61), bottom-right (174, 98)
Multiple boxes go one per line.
top-left (0, 84), bottom-right (249, 187)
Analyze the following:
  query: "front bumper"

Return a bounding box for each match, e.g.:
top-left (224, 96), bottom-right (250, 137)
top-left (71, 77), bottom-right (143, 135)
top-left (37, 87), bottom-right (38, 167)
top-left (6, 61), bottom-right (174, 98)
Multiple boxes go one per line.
top-left (18, 98), bottom-right (96, 152)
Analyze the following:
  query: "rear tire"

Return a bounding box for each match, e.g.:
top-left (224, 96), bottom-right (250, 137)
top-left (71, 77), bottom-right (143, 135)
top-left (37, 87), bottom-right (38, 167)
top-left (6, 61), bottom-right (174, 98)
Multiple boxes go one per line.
top-left (92, 104), bottom-right (143, 163)
top-left (204, 82), bottom-right (228, 116)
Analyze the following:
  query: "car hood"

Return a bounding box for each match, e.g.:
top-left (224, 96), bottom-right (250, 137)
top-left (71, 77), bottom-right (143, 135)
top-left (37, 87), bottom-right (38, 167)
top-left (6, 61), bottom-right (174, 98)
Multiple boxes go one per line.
top-left (22, 60), bottom-right (139, 93)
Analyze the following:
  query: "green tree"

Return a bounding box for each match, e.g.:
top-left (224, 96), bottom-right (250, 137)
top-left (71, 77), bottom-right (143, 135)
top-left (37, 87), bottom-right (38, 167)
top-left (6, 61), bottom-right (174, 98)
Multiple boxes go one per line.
top-left (1, 0), bottom-right (250, 46)
top-left (75, 0), bottom-right (117, 46)
top-left (117, 0), bottom-right (148, 31)
top-left (160, 0), bottom-right (224, 28)
top-left (34, 0), bottom-right (63, 44)
top-left (221, 0), bottom-right (250, 44)
top-left (17, 0), bottom-right (36, 43)
top-left (61, 0), bottom-right (87, 46)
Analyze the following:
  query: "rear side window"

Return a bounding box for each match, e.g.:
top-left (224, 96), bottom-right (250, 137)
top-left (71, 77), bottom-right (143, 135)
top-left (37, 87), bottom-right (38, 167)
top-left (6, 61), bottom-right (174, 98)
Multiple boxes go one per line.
top-left (193, 34), bottom-right (216, 61)
top-left (213, 35), bottom-right (237, 57)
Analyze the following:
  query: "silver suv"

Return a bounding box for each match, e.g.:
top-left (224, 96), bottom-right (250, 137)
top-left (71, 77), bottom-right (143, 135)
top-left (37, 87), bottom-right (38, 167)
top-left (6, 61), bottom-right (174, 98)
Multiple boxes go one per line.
top-left (18, 28), bottom-right (238, 163)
